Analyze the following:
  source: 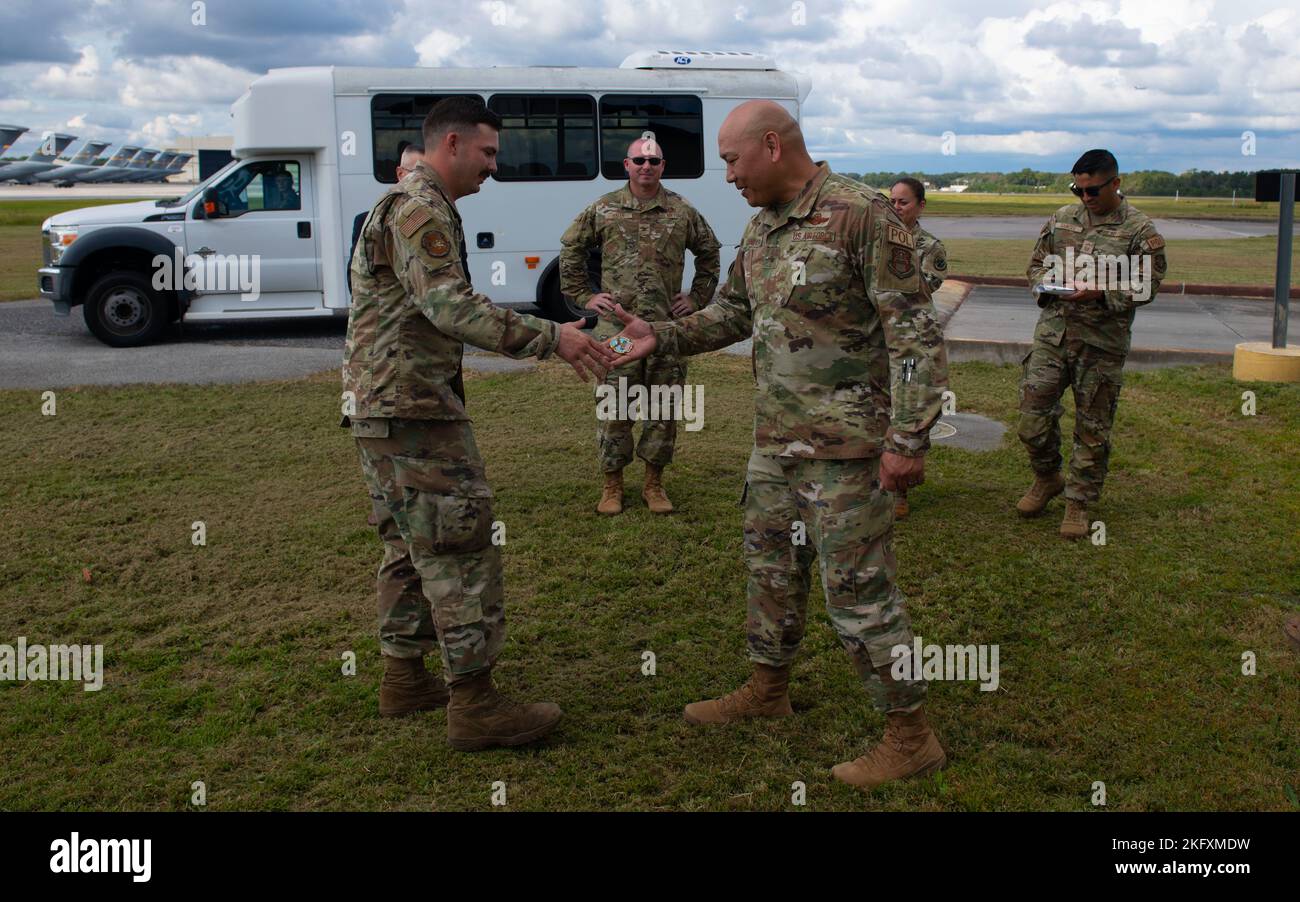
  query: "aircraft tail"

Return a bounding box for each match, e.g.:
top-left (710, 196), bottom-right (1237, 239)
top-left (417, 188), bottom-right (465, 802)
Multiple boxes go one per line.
top-left (0, 125), bottom-right (28, 157)
top-left (30, 132), bottom-right (78, 162)
top-left (66, 140), bottom-right (111, 165)
top-left (101, 144), bottom-right (141, 167)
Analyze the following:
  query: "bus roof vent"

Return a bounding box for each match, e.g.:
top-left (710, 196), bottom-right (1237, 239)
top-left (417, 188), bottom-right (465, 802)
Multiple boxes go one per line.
top-left (619, 50), bottom-right (776, 70)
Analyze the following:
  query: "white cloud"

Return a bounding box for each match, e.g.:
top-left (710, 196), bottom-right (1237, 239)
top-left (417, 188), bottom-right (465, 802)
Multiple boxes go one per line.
top-left (115, 55), bottom-right (256, 109)
top-left (34, 45), bottom-right (107, 100)
top-left (415, 29), bottom-right (471, 66)
top-left (139, 112), bottom-right (202, 143)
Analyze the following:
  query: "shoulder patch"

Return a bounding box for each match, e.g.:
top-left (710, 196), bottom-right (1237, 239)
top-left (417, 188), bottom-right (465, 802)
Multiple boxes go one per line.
top-left (398, 205), bottom-right (433, 239)
top-left (888, 245), bottom-right (916, 280)
top-left (421, 229), bottom-right (451, 257)
top-left (886, 223), bottom-right (915, 249)
top-left (1144, 234), bottom-right (1166, 251)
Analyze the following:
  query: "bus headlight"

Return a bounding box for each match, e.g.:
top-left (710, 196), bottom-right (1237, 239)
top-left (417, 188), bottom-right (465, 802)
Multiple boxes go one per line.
top-left (48, 226), bottom-right (78, 264)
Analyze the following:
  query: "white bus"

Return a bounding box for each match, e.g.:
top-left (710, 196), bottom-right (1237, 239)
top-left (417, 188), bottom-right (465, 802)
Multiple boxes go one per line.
top-left (40, 50), bottom-right (809, 346)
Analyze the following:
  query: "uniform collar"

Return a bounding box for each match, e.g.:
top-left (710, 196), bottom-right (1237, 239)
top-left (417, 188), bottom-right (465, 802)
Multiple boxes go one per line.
top-left (618, 182), bottom-right (667, 211)
top-left (408, 161), bottom-right (459, 219)
top-left (759, 161), bottom-right (832, 228)
top-left (1077, 197), bottom-right (1130, 227)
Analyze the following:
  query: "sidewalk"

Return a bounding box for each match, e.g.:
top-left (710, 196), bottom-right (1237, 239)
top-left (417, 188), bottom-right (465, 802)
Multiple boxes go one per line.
top-left (719, 281), bottom-right (1277, 368)
top-left (945, 285), bottom-right (1276, 367)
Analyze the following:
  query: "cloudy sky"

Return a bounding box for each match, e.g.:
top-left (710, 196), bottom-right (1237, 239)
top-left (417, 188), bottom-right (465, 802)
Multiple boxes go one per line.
top-left (1, 0), bottom-right (1296, 174)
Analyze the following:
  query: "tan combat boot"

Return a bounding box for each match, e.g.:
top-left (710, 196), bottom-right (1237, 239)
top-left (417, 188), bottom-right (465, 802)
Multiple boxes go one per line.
top-left (1016, 471), bottom-right (1065, 517)
top-left (831, 707), bottom-right (947, 790)
top-left (379, 654), bottom-right (449, 717)
top-left (1060, 500), bottom-right (1090, 540)
top-left (683, 663), bottom-right (793, 725)
top-left (1284, 614), bottom-right (1300, 654)
top-left (642, 464), bottom-right (674, 514)
top-left (445, 670), bottom-right (562, 751)
top-left (894, 490), bottom-right (909, 520)
top-left (596, 469), bottom-right (624, 516)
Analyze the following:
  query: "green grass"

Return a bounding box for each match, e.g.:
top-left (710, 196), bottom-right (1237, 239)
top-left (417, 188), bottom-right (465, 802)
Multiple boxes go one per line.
top-left (925, 192), bottom-right (1277, 220)
top-left (945, 236), bottom-right (1300, 288)
top-left (1, 356), bottom-right (1297, 811)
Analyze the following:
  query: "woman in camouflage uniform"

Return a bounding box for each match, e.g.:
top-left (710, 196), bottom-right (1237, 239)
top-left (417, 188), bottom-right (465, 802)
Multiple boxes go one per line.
top-left (889, 178), bottom-right (948, 520)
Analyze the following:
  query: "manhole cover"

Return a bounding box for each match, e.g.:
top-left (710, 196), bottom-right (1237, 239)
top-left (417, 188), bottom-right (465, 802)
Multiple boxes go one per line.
top-left (928, 413), bottom-right (1007, 452)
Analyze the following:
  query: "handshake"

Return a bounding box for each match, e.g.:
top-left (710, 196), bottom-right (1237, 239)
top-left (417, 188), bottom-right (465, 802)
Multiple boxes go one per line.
top-left (553, 304), bottom-right (658, 382)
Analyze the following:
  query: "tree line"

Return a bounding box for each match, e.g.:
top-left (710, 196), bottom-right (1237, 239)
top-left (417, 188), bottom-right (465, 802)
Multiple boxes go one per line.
top-left (851, 168), bottom-right (1262, 197)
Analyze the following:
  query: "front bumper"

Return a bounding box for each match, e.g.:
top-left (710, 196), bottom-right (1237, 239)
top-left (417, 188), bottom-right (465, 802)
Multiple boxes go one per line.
top-left (38, 266), bottom-right (72, 315)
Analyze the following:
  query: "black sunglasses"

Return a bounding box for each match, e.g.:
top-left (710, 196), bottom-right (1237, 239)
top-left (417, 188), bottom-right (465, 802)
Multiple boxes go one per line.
top-left (630, 156), bottom-right (662, 166)
top-left (1070, 181), bottom-right (1113, 198)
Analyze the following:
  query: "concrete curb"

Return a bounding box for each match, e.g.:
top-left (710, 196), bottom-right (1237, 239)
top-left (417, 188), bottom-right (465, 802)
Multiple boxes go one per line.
top-left (946, 337), bottom-right (1232, 368)
top-left (932, 279), bottom-right (973, 328)
top-left (950, 274), bottom-right (1299, 301)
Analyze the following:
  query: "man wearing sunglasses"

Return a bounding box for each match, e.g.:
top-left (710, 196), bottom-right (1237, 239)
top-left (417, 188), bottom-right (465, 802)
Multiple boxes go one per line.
top-left (560, 133), bottom-right (721, 516)
top-left (1017, 149), bottom-right (1168, 538)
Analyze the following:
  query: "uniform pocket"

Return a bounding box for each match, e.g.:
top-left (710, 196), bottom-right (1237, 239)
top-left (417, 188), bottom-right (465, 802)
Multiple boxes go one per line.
top-left (349, 417), bottom-right (391, 439)
top-left (817, 498), bottom-right (891, 608)
top-left (1080, 369), bottom-right (1123, 431)
top-left (391, 455), bottom-right (494, 554)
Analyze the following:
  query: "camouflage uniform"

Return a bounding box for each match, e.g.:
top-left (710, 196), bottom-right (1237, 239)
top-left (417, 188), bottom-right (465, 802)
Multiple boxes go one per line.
top-left (344, 161), bottom-right (560, 676)
top-left (1019, 198), bottom-right (1167, 503)
top-left (913, 223), bottom-right (948, 295)
top-left (560, 185), bottom-right (720, 471)
top-left (652, 162), bottom-right (948, 714)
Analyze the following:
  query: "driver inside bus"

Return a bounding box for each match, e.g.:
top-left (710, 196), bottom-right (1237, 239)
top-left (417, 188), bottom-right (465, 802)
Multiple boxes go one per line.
top-left (266, 169), bottom-right (300, 210)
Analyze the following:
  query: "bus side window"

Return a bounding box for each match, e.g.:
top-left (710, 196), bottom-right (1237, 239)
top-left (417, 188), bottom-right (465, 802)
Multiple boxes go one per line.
top-left (488, 93), bottom-right (597, 182)
top-left (599, 94), bottom-right (703, 180)
top-left (370, 93), bottom-right (481, 183)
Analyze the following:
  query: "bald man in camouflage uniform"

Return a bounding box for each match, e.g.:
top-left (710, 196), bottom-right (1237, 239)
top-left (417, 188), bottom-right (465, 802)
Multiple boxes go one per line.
top-left (610, 101), bottom-right (949, 790)
top-left (345, 97), bottom-right (613, 750)
top-left (560, 137), bottom-right (720, 515)
top-left (1017, 149), bottom-right (1167, 538)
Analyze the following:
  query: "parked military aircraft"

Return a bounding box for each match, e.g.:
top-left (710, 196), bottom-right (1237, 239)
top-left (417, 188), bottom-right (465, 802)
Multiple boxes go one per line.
top-left (61, 145), bottom-right (142, 183)
top-left (0, 132), bottom-right (77, 182)
top-left (28, 140), bottom-right (112, 184)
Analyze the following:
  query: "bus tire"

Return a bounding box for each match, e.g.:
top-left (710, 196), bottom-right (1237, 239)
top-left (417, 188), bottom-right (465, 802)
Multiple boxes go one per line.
top-left (539, 269), bottom-right (596, 328)
top-left (83, 271), bottom-right (170, 347)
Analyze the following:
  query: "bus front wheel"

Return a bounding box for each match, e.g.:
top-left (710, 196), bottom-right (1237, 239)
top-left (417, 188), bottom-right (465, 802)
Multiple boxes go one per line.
top-left (538, 267), bottom-right (597, 328)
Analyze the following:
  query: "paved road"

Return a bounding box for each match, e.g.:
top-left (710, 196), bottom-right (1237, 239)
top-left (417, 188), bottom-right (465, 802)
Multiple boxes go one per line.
top-left (945, 286), bottom-right (1275, 352)
top-left (0, 299), bottom-right (540, 389)
top-left (0, 286), bottom-right (1278, 390)
top-left (0, 183), bottom-right (190, 201)
top-left (721, 286), bottom-right (1276, 361)
top-left (3, 182), bottom-right (1274, 237)
top-left (923, 216), bottom-right (1275, 240)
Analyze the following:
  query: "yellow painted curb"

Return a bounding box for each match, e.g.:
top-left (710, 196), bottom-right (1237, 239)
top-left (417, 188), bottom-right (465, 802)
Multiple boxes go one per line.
top-left (1233, 341), bottom-right (1300, 382)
